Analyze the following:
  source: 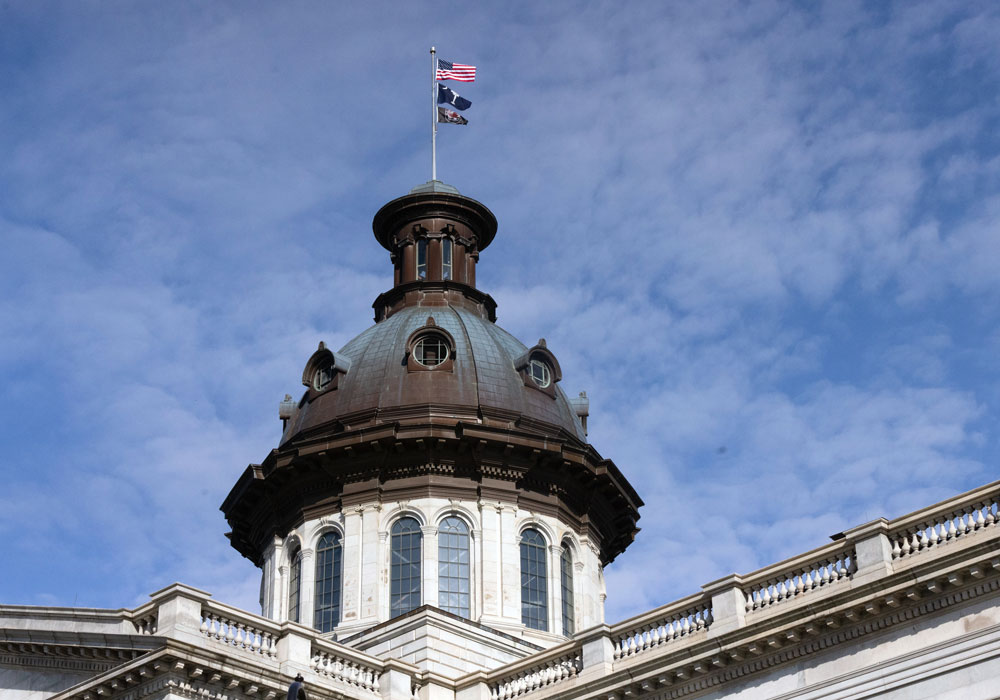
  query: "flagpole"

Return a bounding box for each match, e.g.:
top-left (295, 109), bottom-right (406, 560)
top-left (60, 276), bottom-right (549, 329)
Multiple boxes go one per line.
top-left (431, 46), bottom-right (437, 182)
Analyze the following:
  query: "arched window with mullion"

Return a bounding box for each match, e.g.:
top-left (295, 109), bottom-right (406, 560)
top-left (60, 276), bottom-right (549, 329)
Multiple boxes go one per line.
top-left (560, 544), bottom-right (574, 635)
top-left (314, 532), bottom-right (342, 633)
top-left (391, 517), bottom-right (422, 617)
top-left (520, 529), bottom-right (548, 631)
top-left (287, 546), bottom-right (302, 623)
top-left (438, 516), bottom-right (470, 618)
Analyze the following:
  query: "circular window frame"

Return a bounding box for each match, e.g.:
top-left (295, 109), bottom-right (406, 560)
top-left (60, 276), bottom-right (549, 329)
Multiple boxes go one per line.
top-left (528, 359), bottom-right (551, 388)
top-left (313, 365), bottom-right (335, 390)
top-left (405, 322), bottom-right (456, 373)
top-left (413, 334), bottom-right (450, 368)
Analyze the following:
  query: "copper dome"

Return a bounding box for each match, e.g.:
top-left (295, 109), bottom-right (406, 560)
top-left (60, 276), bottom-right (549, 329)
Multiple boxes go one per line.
top-left (222, 184), bottom-right (641, 567)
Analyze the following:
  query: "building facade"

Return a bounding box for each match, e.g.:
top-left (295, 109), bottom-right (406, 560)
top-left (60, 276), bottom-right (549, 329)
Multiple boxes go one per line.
top-left (3, 183), bottom-right (1000, 700)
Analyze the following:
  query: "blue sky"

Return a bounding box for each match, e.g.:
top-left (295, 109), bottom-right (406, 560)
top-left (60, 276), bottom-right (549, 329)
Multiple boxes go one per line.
top-left (1, 1), bottom-right (998, 623)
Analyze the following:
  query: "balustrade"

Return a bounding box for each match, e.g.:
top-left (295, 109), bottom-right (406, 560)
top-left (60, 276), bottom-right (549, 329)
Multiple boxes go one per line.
top-left (744, 549), bottom-right (855, 613)
top-left (489, 651), bottom-right (582, 700)
top-left (889, 496), bottom-right (998, 561)
top-left (132, 611), bottom-right (157, 635)
top-left (199, 607), bottom-right (277, 659)
top-left (311, 645), bottom-right (381, 694)
top-left (611, 600), bottom-right (712, 660)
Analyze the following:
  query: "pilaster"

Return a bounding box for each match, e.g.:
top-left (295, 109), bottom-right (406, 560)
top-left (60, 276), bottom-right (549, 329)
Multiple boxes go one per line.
top-left (548, 544), bottom-right (563, 634)
top-left (361, 504), bottom-right (381, 623)
top-left (499, 506), bottom-right (520, 621)
top-left (423, 525), bottom-right (440, 609)
top-left (342, 508), bottom-right (363, 625)
top-left (299, 549), bottom-right (316, 629)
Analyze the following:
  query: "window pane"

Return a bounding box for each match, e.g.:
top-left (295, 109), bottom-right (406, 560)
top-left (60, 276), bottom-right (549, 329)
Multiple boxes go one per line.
top-left (314, 533), bottom-right (342, 633)
top-left (442, 239), bottom-right (452, 280)
top-left (520, 529), bottom-right (548, 631)
top-left (438, 516), bottom-right (471, 618)
top-left (288, 547), bottom-right (302, 623)
top-left (417, 240), bottom-right (427, 280)
top-left (391, 517), bottom-right (422, 617)
top-left (561, 544), bottom-right (574, 635)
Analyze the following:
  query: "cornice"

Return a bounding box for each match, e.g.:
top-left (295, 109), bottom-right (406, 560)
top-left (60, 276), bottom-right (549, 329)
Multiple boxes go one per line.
top-left (222, 419), bottom-right (641, 566)
top-left (551, 545), bottom-right (1000, 700)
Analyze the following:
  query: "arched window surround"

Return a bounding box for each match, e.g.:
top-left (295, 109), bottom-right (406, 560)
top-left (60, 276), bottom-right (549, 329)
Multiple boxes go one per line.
top-left (285, 537), bottom-right (304, 624)
top-left (559, 540), bottom-right (576, 636)
top-left (390, 516), bottom-right (424, 618)
top-left (313, 527), bottom-right (344, 634)
top-left (437, 514), bottom-right (473, 619)
top-left (519, 527), bottom-right (549, 632)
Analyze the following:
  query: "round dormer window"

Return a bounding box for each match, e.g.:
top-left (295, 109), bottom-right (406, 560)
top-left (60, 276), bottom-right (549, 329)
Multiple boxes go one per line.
top-left (529, 359), bottom-right (551, 388)
top-left (414, 334), bottom-right (449, 367)
top-left (313, 365), bottom-right (334, 390)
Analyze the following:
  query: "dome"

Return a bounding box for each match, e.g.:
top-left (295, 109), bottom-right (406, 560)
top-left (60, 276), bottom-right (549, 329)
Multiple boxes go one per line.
top-left (223, 185), bottom-right (640, 574)
top-left (282, 304), bottom-right (587, 446)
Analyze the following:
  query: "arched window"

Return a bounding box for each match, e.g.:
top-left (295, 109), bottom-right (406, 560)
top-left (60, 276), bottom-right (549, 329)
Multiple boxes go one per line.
top-left (520, 529), bottom-right (548, 631)
top-left (560, 544), bottom-right (574, 635)
top-left (438, 517), bottom-right (470, 618)
top-left (442, 239), bottom-right (453, 280)
top-left (416, 240), bottom-right (427, 280)
top-left (391, 517), bottom-right (422, 617)
top-left (314, 532), bottom-right (343, 633)
top-left (288, 546), bottom-right (302, 623)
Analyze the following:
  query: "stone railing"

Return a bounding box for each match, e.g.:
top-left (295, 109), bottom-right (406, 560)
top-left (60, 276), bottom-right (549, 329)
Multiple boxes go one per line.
top-left (128, 601), bottom-right (158, 634)
top-left (609, 593), bottom-right (712, 660)
top-left (486, 643), bottom-right (583, 700)
top-left (199, 599), bottom-right (281, 659)
top-left (887, 482), bottom-right (999, 562)
top-left (311, 636), bottom-right (383, 694)
top-left (742, 542), bottom-right (856, 613)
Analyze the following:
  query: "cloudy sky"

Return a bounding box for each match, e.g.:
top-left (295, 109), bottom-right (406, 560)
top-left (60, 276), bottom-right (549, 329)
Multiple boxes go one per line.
top-left (1, 1), bottom-right (998, 624)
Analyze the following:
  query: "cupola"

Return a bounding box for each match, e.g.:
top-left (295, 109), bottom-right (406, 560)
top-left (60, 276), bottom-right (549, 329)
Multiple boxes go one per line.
top-left (371, 180), bottom-right (498, 322)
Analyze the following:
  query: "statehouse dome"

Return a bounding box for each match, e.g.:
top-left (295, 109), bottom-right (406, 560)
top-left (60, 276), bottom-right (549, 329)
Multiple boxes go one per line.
top-left (223, 183), bottom-right (640, 572)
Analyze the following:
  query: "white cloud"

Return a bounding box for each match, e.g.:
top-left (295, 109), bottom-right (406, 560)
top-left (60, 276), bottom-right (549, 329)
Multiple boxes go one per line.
top-left (1, 1), bottom-right (998, 624)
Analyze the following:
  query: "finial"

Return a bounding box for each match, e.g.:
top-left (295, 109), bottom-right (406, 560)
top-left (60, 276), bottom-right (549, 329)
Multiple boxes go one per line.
top-left (538, 338), bottom-right (547, 348)
top-left (318, 341), bottom-right (326, 350)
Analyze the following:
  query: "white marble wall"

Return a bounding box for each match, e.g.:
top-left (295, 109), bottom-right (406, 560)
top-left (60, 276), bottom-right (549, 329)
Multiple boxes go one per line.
top-left (257, 497), bottom-right (605, 646)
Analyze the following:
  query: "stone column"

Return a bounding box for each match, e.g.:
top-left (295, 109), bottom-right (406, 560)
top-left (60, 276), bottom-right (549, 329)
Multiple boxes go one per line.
top-left (378, 529), bottom-right (390, 621)
top-left (549, 544), bottom-right (563, 634)
top-left (277, 564), bottom-right (288, 622)
top-left (573, 560), bottom-right (585, 632)
top-left (471, 527), bottom-right (483, 620)
top-left (422, 524), bottom-right (440, 608)
top-left (299, 549), bottom-right (316, 629)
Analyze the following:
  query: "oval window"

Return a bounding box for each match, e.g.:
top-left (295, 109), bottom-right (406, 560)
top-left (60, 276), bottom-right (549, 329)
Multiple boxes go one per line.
top-left (414, 334), bottom-right (449, 367)
top-left (528, 359), bottom-right (551, 388)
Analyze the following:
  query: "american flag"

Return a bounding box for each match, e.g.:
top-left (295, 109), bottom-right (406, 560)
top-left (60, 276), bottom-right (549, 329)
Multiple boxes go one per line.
top-left (435, 59), bottom-right (476, 82)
